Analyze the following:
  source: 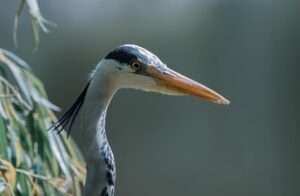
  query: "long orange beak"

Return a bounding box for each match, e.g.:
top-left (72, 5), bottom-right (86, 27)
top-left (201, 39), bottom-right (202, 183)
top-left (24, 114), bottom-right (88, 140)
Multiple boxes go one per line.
top-left (147, 65), bottom-right (230, 105)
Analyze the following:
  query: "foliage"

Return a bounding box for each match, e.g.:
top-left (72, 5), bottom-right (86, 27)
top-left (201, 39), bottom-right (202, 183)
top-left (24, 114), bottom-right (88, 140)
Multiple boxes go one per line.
top-left (0, 49), bottom-right (85, 195)
top-left (0, 49), bottom-right (86, 195)
top-left (0, 1), bottom-right (86, 195)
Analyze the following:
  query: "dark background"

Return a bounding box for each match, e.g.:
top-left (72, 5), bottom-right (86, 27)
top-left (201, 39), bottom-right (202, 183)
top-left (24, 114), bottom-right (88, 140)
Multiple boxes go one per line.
top-left (1, 0), bottom-right (300, 195)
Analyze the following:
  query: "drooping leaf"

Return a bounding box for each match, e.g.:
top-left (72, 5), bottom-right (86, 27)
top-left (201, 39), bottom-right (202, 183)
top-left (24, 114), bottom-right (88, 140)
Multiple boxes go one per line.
top-left (0, 49), bottom-right (86, 195)
top-left (13, 0), bottom-right (56, 48)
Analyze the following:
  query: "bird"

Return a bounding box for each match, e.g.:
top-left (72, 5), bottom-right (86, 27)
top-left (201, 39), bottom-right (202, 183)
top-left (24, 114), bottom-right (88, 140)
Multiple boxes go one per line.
top-left (50, 44), bottom-right (230, 196)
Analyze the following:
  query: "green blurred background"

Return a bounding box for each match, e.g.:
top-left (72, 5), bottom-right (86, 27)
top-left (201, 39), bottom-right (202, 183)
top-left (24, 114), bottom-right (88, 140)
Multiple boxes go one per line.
top-left (1, 0), bottom-right (300, 195)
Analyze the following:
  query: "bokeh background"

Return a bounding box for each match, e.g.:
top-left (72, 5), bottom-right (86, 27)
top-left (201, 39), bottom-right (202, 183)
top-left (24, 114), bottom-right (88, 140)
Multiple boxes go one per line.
top-left (1, 0), bottom-right (300, 195)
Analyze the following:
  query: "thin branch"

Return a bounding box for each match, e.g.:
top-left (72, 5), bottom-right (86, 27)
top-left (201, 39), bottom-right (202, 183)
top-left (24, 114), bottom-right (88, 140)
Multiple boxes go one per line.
top-left (13, 0), bottom-right (26, 47)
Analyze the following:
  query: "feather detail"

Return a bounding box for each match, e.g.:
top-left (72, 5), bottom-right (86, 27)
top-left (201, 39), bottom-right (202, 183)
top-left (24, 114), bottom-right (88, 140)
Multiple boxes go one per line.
top-left (48, 81), bottom-right (91, 137)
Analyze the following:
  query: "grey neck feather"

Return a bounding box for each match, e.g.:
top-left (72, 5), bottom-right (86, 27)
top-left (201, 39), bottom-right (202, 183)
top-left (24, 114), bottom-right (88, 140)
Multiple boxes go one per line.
top-left (82, 65), bottom-right (117, 196)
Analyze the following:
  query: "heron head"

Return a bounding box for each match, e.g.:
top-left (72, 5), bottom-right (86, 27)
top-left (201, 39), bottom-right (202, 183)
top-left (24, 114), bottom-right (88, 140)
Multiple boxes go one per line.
top-left (101, 44), bottom-right (229, 104)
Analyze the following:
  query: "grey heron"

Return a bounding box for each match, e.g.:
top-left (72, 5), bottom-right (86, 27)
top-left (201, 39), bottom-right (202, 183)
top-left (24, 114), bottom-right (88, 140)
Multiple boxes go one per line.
top-left (50, 44), bottom-right (230, 196)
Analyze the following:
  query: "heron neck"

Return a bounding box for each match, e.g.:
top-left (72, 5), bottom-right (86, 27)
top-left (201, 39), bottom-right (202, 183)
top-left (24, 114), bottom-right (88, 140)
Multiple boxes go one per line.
top-left (82, 70), bottom-right (117, 196)
top-left (82, 81), bottom-right (114, 145)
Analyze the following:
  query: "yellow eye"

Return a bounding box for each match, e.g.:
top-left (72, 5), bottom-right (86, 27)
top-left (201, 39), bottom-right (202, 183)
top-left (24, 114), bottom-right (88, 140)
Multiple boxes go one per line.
top-left (131, 61), bottom-right (141, 70)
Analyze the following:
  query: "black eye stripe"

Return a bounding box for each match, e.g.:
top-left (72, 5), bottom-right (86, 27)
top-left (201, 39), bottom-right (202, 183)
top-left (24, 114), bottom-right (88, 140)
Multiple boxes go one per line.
top-left (105, 45), bottom-right (166, 74)
top-left (105, 46), bottom-right (145, 65)
top-left (104, 45), bottom-right (162, 66)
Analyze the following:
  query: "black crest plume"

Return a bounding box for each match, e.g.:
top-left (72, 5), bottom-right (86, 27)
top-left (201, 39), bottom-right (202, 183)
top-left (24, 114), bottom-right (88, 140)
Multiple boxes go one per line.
top-left (49, 81), bottom-right (91, 137)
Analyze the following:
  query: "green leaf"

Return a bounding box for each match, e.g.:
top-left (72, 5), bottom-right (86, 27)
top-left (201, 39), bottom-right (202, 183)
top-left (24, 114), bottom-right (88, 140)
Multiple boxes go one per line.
top-left (0, 49), bottom-right (86, 195)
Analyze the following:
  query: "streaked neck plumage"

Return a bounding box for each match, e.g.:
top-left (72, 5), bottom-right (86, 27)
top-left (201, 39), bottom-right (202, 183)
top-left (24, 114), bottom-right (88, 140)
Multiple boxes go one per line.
top-left (82, 61), bottom-right (117, 196)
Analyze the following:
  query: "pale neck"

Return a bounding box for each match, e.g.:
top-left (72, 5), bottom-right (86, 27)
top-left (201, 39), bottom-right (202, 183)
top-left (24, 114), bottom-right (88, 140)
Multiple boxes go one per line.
top-left (82, 68), bottom-right (118, 157)
top-left (82, 67), bottom-right (117, 196)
